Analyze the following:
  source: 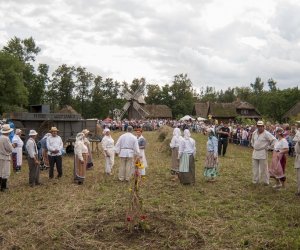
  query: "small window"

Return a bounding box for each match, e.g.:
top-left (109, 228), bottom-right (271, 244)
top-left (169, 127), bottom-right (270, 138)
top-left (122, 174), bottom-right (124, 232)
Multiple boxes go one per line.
top-left (241, 109), bottom-right (249, 115)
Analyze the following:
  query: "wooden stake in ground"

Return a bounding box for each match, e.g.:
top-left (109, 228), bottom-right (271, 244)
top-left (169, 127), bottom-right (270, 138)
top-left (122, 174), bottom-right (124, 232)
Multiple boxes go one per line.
top-left (126, 159), bottom-right (146, 232)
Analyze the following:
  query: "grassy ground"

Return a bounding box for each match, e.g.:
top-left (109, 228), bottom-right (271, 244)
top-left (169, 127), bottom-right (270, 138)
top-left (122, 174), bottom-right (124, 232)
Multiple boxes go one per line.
top-left (0, 129), bottom-right (300, 250)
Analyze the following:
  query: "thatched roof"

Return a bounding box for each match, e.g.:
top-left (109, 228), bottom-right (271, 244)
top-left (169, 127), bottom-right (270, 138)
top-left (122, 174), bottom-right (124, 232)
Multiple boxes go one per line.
top-left (58, 105), bottom-right (80, 115)
top-left (144, 105), bottom-right (172, 118)
top-left (193, 102), bottom-right (209, 117)
top-left (233, 101), bottom-right (255, 110)
top-left (209, 102), bottom-right (237, 118)
top-left (283, 101), bottom-right (300, 119)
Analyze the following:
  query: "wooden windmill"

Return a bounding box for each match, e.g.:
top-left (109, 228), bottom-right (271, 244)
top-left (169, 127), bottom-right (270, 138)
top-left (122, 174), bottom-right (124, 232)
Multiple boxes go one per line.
top-left (119, 82), bottom-right (149, 120)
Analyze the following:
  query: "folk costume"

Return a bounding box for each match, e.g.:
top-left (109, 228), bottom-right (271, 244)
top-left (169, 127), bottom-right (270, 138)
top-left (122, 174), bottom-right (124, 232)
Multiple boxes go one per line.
top-left (26, 130), bottom-right (40, 187)
top-left (101, 128), bottom-right (115, 175)
top-left (136, 131), bottom-right (147, 176)
top-left (251, 121), bottom-right (276, 185)
top-left (74, 133), bottom-right (88, 184)
top-left (170, 128), bottom-right (183, 176)
top-left (293, 131), bottom-right (300, 195)
top-left (269, 128), bottom-right (289, 188)
top-left (0, 124), bottom-right (14, 191)
top-left (204, 128), bottom-right (219, 180)
top-left (115, 126), bottom-right (140, 181)
top-left (12, 129), bottom-right (23, 172)
top-left (178, 129), bottom-right (196, 185)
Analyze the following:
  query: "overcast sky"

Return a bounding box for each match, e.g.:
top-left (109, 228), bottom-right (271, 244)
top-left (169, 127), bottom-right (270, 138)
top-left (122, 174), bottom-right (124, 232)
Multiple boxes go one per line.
top-left (1, 0), bottom-right (300, 91)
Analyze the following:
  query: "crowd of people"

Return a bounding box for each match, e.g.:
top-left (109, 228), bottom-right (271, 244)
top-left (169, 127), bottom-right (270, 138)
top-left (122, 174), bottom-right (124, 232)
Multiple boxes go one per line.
top-left (0, 119), bottom-right (299, 197)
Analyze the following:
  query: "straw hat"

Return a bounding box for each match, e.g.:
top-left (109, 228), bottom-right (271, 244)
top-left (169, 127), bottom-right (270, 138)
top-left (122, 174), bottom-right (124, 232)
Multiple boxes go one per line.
top-left (29, 130), bottom-right (38, 136)
top-left (49, 127), bottom-right (59, 132)
top-left (257, 121), bottom-right (264, 126)
top-left (1, 124), bottom-right (13, 134)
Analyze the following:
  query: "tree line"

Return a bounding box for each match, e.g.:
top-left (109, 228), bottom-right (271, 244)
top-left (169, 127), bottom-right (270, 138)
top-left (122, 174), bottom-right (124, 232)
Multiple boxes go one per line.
top-left (0, 37), bottom-right (299, 122)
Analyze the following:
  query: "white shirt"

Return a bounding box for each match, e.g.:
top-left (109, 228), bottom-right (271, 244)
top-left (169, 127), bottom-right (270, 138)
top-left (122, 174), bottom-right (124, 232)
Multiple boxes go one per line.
top-left (47, 135), bottom-right (63, 156)
top-left (74, 141), bottom-right (88, 161)
top-left (251, 130), bottom-right (276, 159)
top-left (12, 134), bottom-right (24, 153)
top-left (102, 135), bottom-right (114, 150)
top-left (274, 138), bottom-right (289, 151)
top-left (115, 132), bottom-right (140, 158)
top-left (26, 138), bottom-right (38, 159)
top-left (179, 138), bottom-right (196, 157)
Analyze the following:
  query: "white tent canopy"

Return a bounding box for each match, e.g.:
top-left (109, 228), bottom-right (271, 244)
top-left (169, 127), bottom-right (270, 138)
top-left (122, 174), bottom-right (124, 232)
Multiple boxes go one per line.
top-left (180, 115), bottom-right (195, 121)
top-left (197, 117), bottom-right (207, 121)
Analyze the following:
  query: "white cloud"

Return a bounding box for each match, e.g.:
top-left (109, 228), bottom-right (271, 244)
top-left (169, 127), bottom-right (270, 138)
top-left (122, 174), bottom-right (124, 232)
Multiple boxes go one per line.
top-left (0, 0), bottom-right (299, 90)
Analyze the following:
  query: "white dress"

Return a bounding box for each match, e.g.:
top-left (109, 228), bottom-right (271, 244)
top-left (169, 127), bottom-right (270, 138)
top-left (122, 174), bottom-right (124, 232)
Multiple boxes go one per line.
top-left (101, 135), bottom-right (115, 174)
top-left (12, 134), bottom-right (24, 166)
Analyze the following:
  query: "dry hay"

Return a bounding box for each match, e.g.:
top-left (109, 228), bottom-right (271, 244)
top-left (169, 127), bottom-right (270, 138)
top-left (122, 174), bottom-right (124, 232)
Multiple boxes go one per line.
top-left (58, 105), bottom-right (80, 115)
top-left (157, 125), bottom-right (173, 154)
top-left (72, 211), bottom-right (205, 249)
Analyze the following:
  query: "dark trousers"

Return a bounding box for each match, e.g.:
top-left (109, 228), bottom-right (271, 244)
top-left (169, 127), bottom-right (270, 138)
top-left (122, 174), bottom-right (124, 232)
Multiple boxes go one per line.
top-left (28, 157), bottom-right (40, 185)
top-left (218, 138), bottom-right (228, 156)
top-left (48, 155), bottom-right (62, 178)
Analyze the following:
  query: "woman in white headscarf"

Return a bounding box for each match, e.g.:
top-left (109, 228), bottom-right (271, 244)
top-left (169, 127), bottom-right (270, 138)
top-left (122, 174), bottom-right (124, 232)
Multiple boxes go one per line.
top-left (204, 128), bottom-right (219, 181)
top-left (293, 130), bottom-right (300, 195)
top-left (101, 128), bottom-right (115, 175)
top-left (12, 129), bottom-right (23, 173)
top-left (170, 127), bottom-right (183, 180)
top-left (74, 132), bottom-right (88, 184)
top-left (178, 129), bottom-right (196, 185)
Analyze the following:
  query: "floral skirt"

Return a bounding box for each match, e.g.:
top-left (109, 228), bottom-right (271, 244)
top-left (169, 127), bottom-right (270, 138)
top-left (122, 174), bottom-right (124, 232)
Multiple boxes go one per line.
top-left (204, 152), bottom-right (218, 178)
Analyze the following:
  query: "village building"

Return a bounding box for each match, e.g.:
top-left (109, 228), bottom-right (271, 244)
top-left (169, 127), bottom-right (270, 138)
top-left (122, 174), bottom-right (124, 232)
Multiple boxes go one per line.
top-left (282, 101), bottom-right (300, 121)
top-left (193, 100), bottom-right (261, 122)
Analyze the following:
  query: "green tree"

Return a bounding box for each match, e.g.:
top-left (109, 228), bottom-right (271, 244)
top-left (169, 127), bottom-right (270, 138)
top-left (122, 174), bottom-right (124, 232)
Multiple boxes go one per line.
top-left (29, 64), bottom-right (49, 105)
top-left (268, 78), bottom-right (277, 92)
top-left (75, 66), bottom-right (94, 117)
top-left (145, 84), bottom-right (163, 104)
top-left (0, 52), bottom-right (28, 113)
top-left (250, 77), bottom-right (264, 94)
top-left (234, 87), bottom-right (252, 102)
top-left (48, 64), bottom-right (75, 111)
top-left (2, 36), bottom-right (43, 106)
top-left (200, 86), bottom-right (218, 102)
top-left (169, 74), bottom-right (194, 118)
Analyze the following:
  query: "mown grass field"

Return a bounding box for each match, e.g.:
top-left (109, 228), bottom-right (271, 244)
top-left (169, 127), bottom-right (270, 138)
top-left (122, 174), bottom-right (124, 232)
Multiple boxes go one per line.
top-left (0, 128), bottom-right (300, 250)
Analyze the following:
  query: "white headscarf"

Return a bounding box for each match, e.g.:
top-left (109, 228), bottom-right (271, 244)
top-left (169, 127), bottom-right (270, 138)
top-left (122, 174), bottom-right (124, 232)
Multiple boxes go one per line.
top-left (293, 131), bottom-right (300, 142)
top-left (103, 128), bottom-right (110, 135)
top-left (76, 132), bottom-right (84, 142)
top-left (183, 129), bottom-right (191, 139)
top-left (173, 127), bottom-right (181, 137)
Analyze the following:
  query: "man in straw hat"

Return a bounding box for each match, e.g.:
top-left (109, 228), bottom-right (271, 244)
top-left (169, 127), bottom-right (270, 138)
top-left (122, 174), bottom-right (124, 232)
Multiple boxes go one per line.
top-left (250, 120), bottom-right (276, 185)
top-left (0, 124), bottom-right (15, 191)
top-left (47, 127), bottom-right (63, 179)
top-left (26, 130), bottom-right (41, 187)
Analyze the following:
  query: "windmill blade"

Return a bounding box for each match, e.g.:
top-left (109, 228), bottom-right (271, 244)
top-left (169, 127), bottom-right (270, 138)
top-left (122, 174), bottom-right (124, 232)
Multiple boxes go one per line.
top-left (132, 82), bottom-right (146, 99)
top-left (119, 102), bottom-right (131, 119)
top-left (133, 101), bottom-right (149, 117)
top-left (123, 91), bottom-right (133, 101)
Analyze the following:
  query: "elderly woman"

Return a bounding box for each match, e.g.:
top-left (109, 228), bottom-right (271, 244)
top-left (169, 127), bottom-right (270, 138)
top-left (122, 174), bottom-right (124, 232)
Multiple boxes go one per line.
top-left (12, 128), bottom-right (23, 173)
top-left (0, 124), bottom-right (14, 191)
top-left (170, 127), bottom-right (183, 180)
top-left (74, 132), bottom-right (88, 185)
top-left (82, 129), bottom-right (93, 170)
top-left (204, 128), bottom-right (219, 181)
top-left (178, 129), bottom-right (196, 185)
top-left (101, 128), bottom-right (115, 175)
top-left (294, 130), bottom-right (300, 195)
top-left (269, 127), bottom-right (289, 189)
